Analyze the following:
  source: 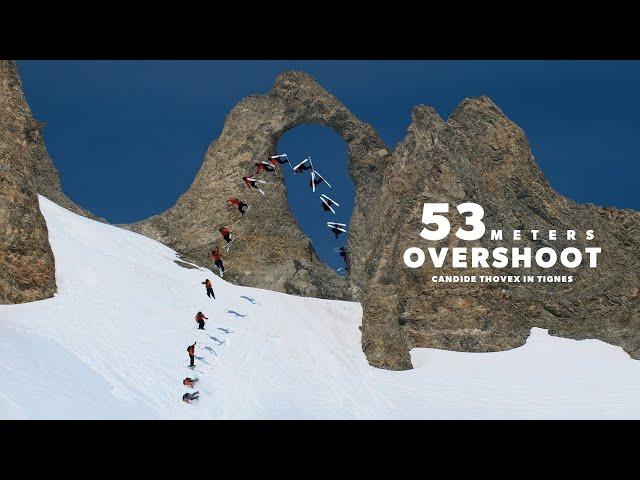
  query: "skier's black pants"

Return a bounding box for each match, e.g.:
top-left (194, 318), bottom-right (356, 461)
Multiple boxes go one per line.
top-left (215, 259), bottom-right (224, 272)
top-left (206, 287), bottom-right (215, 299)
top-left (198, 320), bottom-right (205, 330)
top-left (189, 355), bottom-right (195, 367)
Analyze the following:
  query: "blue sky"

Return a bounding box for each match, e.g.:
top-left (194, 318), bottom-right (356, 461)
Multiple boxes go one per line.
top-left (18, 61), bottom-right (640, 270)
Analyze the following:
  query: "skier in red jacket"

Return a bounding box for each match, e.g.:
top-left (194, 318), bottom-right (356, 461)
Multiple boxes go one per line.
top-left (219, 227), bottom-right (234, 244)
top-left (227, 197), bottom-right (249, 216)
top-left (208, 247), bottom-right (225, 277)
top-left (195, 312), bottom-right (208, 330)
top-left (242, 176), bottom-right (266, 195)
top-left (268, 154), bottom-right (289, 166)
top-left (255, 161), bottom-right (276, 174)
top-left (187, 342), bottom-right (196, 368)
top-left (183, 377), bottom-right (198, 388)
top-left (201, 279), bottom-right (215, 299)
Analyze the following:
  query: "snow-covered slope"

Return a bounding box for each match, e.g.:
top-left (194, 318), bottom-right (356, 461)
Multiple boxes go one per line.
top-left (1, 197), bottom-right (639, 419)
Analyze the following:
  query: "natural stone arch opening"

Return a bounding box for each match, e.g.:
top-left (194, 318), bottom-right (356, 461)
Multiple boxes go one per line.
top-left (276, 124), bottom-right (354, 274)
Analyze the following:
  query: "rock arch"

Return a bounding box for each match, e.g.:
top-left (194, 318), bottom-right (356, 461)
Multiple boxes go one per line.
top-left (127, 71), bottom-right (392, 301)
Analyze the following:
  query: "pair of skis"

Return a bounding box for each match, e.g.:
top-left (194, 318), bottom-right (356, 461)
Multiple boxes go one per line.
top-left (244, 177), bottom-right (267, 195)
top-left (257, 160), bottom-right (278, 176)
top-left (292, 156), bottom-right (332, 192)
top-left (320, 193), bottom-right (339, 214)
top-left (269, 154), bottom-right (293, 170)
top-left (327, 221), bottom-right (347, 233)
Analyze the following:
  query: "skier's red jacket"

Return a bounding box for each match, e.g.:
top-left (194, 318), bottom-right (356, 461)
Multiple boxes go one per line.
top-left (211, 250), bottom-right (222, 261)
top-left (203, 279), bottom-right (212, 288)
top-left (220, 227), bottom-right (230, 237)
top-left (195, 313), bottom-right (207, 322)
top-left (187, 345), bottom-right (195, 356)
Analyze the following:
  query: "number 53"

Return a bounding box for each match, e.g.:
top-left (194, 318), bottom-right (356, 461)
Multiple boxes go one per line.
top-left (420, 203), bottom-right (485, 241)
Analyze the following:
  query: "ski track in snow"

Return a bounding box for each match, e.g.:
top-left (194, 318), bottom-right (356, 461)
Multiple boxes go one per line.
top-left (1, 196), bottom-right (640, 419)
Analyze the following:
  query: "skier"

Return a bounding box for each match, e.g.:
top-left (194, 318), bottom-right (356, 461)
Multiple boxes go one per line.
top-left (310, 175), bottom-right (324, 190)
top-left (268, 154), bottom-right (289, 166)
top-left (219, 227), bottom-right (234, 245)
top-left (182, 391), bottom-right (200, 404)
top-left (202, 279), bottom-right (215, 299)
top-left (309, 170), bottom-right (331, 192)
top-left (293, 158), bottom-right (313, 174)
top-left (208, 247), bottom-right (225, 277)
top-left (337, 246), bottom-right (350, 272)
top-left (183, 377), bottom-right (198, 388)
top-left (195, 312), bottom-right (208, 330)
top-left (320, 194), bottom-right (339, 214)
top-left (242, 176), bottom-right (266, 195)
top-left (227, 197), bottom-right (249, 216)
top-left (327, 222), bottom-right (347, 239)
top-left (329, 226), bottom-right (344, 239)
top-left (187, 342), bottom-right (196, 368)
top-left (255, 161), bottom-right (276, 174)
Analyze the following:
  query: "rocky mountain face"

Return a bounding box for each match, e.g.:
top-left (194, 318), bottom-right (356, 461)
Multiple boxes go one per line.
top-left (356, 99), bottom-right (640, 369)
top-left (126, 71), bottom-right (390, 300)
top-left (0, 60), bottom-right (57, 303)
top-left (3, 64), bottom-right (638, 370)
top-left (126, 71), bottom-right (639, 370)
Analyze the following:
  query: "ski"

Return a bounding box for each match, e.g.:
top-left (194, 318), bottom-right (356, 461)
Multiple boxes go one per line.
top-left (327, 224), bottom-right (347, 233)
top-left (314, 170), bottom-right (331, 188)
top-left (293, 158), bottom-right (310, 171)
top-left (261, 160), bottom-right (278, 176)
top-left (327, 222), bottom-right (347, 227)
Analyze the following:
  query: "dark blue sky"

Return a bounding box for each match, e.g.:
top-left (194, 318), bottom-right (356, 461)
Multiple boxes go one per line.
top-left (18, 61), bottom-right (640, 270)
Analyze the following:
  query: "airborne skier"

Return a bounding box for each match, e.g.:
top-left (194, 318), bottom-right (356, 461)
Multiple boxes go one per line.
top-left (309, 170), bottom-right (331, 192)
top-left (292, 158), bottom-right (313, 174)
top-left (227, 197), bottom-right (249, 216)
top-left (327, 222), bottom-right (347, 239)
top-left (320, 194), bottom-right (339, 214)
top-left (268, 154), bottom-right (290, 166)
top-left (242, 176), bottom-right (266, 195)
top-left (337, 246), bottom-right (350, 272)
top-left (255, 161), bottom-right (276, 174)
top-left (183, 377), bottom-right (198, 388)
top-left (219, 227), bottom-right (234, 245)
